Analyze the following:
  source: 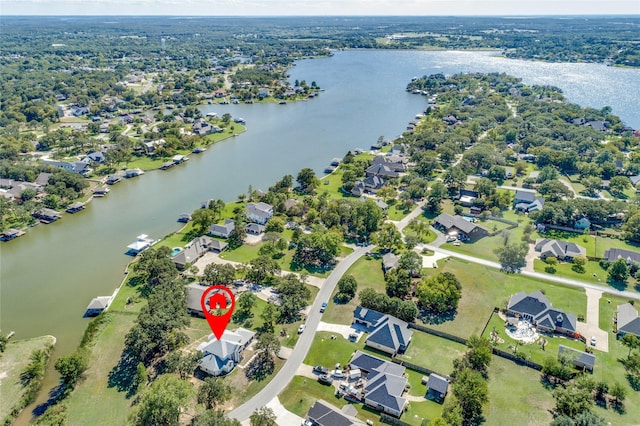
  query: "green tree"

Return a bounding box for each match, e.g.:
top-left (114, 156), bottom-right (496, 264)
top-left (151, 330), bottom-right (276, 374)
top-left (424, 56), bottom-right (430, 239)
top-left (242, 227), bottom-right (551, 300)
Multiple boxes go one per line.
top-left (452, 369), bottom-right (488, 425)
top-left (464, 335), bottom-right (493, 375)
top-left (249, 406), bottom-right (277, 426)
top-left (236, 292), bottom-right (257, 317)
top-left (191, 208), bottom-right (216, 234)
top-left (494, 241), bottom-right (529, 272)
top-left (294, 230), bottom-right (343, 267)
top-left (277, 274), bottom-right (311, 323)
top-left (397, 300), bottom-right (419, 322)
top-left (133, 362), bottom-right (147, 391)
top-left (247, 255), bottom-right (281, 284)
top-left (336, 274), bottom-right (357, 302)
top-left (608, 258), bottom-right (629, 284)
top-left (296, 167), bottom-right (319, 194)
top-left (553, 382), bottom-right (594, 418)
top-left (197, 377), bottom-right (232, 409)
top-left (610, 382), bottom-right (627, 407)
top-left (426, 181), bottom-right (447, 213)
top-left (623, 212), bottom-right (640, 241)
top-left (581, 176), bottom-right (602, 197)
top-left (374, 223), bottom-right (402, 251)
top-left (416, 272), bottom-right (462, 314)
top-left (203, 263), bottom-right (236, 286)
top-left (609, 176), bottom-right (630, 195)
top-left (260, 303), bottom-right (278, 333)
top-left (192, 410), bottom-right (241, 426)
top-left (399, 250), bottom-right (422, 277)
top-left (441, 396), bottom-right (463, 426)
top-left (265, 216), bottom-right (285, 233)
top-left (133, 246), bottom-right (178, 288)
top-left (572, 255), bottom-right (587, 273)
top-left (385, 268), bottom-right (412, 299)
top-left (55, 350), bottom-right (89, 387)
top-left (621, 333), bottom-right (640, 358)
top-left (164, 351), bottom-right (200, 379)
top-left (130, 374), bottom-right (192, 426)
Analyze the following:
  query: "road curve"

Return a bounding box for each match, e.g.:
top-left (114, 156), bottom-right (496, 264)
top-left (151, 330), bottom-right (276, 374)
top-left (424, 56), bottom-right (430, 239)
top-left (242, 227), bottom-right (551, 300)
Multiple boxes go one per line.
top-left (423, 244), bottom-right (640, 302)
top-left (228, 244), bottom-right (374, 421)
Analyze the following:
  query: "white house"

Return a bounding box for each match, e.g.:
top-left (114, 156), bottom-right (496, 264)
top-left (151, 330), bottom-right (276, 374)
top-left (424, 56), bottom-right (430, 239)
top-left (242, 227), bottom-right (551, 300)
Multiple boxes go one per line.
top-left (197, 328), bottom-right (255, 376)
top-left (246, 202), bottom-right (273, 225)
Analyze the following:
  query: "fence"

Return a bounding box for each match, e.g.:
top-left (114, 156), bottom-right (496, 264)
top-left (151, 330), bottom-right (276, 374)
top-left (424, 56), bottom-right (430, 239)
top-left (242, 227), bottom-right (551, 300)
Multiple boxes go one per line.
top-left (380, 413), bottom-right (414, 426)
top-left (390, 356), bottom-right (449, 379)
top-left (408, 322), bottom-right (468, 345)
top-left (491, 348), bottom-right (543, 370)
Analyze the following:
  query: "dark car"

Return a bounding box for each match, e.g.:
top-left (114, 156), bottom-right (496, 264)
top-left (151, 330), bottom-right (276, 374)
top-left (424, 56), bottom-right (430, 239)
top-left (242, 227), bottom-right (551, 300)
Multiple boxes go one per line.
top-left (313, 365), bottom-right (329, 374)
top-left (318, 374), bottom-right (332, 385)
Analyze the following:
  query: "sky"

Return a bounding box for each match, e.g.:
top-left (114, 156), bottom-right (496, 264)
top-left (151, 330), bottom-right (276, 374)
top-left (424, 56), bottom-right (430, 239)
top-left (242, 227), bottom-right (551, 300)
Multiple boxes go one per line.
top-left (2, 0), bottom-right (639, 16)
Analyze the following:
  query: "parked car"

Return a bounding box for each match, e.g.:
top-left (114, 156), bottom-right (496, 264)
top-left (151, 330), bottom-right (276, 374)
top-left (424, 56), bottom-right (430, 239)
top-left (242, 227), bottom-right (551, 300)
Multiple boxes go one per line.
top-left (591, 336), bottom-right (597, 346)
top-left (298, 324), bottom-right (306, 334)
top-left (318, 374), bottom-right (332, 385)
top-left (313, 365), bottom-right (329, 374)
top-left (446, 236), bottom-right (457, 242)
top-left (320, 302), bottom-right (328, 312)
top-left (332, 369), bottom-right (345, 378)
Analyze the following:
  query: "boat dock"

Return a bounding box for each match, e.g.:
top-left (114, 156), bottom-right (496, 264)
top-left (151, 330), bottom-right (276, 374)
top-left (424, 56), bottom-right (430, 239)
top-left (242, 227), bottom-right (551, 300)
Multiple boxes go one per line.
top-left (126, 234), bottom-right (155, 255)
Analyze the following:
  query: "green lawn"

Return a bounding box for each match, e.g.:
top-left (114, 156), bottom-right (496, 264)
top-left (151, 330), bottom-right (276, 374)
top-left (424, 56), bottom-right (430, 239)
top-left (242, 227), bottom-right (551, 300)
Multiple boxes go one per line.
top-left (445, 222), bottom-right (526, 262)
top-left (484, 356), bottom-right (554, 425)
top-left (387, 203), bottom-right (413, 221)
top-left (397, 332), bottom-right (467, 377)
top-left (419, 259), bottom-right (587, 338)
top-left (304, 332), bottom-right (362, 367)
top-left (322, 256), bottom-right (387, 325)
top-left (65, 312), bottom-right (137, 426)
top-left (535, 229), bottom-right (640, 259)
top-left (533, 259), bottom-right (608, 286)
top-left (0, 335), bottom-right (55, 421)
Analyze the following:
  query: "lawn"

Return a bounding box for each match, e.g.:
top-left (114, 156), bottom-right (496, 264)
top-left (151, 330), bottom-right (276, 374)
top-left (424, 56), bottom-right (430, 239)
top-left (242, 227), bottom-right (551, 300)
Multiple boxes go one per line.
top-left (445, 221), bottom-right (527, 262)
top-left (535, 229), bottom-right (640, 259)
top-left (0, 335), bottom-right (55, 421)
top-left (304, 332), bottom-right (363, 367)
top-left (419, 259), bottom-right (588, 338)
top-left (65, 312), bottom-right (137, 426)
top-left (397, 332), bottom-right (467, 377)
top-left (484, 356), bottom-right (554, 425)
top-left (533, 259), bottom-right (608, 286)
top-left (322, 256), bottom-right (387, 325)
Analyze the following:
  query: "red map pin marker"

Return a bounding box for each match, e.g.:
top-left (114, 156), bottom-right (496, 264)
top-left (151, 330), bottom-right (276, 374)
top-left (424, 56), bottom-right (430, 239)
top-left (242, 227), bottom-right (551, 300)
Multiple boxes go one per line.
top-left (200, 285), bottom-right (235, 340)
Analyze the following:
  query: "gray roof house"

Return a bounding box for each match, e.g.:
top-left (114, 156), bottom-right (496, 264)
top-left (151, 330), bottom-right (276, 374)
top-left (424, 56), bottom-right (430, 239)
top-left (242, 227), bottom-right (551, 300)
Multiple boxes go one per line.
top-left (365, 164), bottom-right (399, 179)
top-left (371, 155), bottom-right (407, 173)
top-left (382, 252), bottom-right (400, 272)
top-left (353, 307), bottom-right (412, 355)
top-left (514, 189), bottom-right (537, 205)
top-left (306, 400), bottom-right (365, 426)
top-left (246, 202), bottom-right (273, 225)
top-left (210, 219), bottom-right (235, 238)
top-left (245, 223), bottom-right (265, 235)
top-left (617, 303), bottom-right (640, 338)
top-left (197, 328), bottom-right (255, 376)
top-left (426, 373), bottom-right (449, 401)
top-left (186, 283), bottom-right (209, 317)
top-left (515, 196), bottom-right (545, 213)
top-left (535, 239), bottom-right (586, 261)
top-left (630, 175), bottom-right (640, 187)
top-left (604, 248), bottom-right (640, 265)
top-left (172, 236), bottom-right (213, 269)
top-left (432, 213), bottom-right (488, 241)
top-left (507, 291), bottom-right (577, 336)
top-left (558, 345), bottom-right (595, 372)
top-left (349, 351), bottom-right (405, 376)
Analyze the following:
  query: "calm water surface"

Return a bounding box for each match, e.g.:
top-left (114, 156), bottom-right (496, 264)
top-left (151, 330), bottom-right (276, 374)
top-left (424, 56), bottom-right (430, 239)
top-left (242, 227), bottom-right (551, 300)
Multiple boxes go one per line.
top-left (2, 50), bottom-right (639, 416)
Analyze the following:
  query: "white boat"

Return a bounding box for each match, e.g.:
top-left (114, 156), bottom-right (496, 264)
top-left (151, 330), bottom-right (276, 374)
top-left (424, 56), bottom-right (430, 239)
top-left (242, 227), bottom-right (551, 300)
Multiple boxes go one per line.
top-left (126, 234), bottom-right (155, 255)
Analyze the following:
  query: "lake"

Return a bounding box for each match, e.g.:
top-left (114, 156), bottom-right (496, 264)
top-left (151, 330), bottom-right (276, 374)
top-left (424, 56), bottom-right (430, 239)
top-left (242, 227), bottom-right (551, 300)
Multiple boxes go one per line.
top-left (2, 49), bottom-right (639, 416)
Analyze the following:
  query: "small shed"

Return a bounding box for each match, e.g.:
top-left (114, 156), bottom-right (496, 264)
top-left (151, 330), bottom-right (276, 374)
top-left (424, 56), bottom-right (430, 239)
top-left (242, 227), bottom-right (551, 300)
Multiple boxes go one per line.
top-left (426, 373), bottom-right (449, 402)
top-left (558, 345), bottom-right (595, 372)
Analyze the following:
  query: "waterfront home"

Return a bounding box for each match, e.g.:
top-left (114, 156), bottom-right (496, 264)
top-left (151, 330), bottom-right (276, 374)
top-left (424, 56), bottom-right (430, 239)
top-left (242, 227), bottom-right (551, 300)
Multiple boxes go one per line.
top-left (534, 238), bottom-right (586, 261)
top-left (43, 159), bottom-right (91, 176)
top-left (0, 228), bottom-right (25, 241)
top-left (65, 202), bottom-right (85, 213)
top-left (245, 202), bottom-right (273, 225)
top-left (142, 139), bottom-right (165, 155)
top-left (124, 168), bottom-right (144, 178)
top-left (210, 219), bottom-right (235, 238)
top-left (126, 234), bottom-right (154, 255)
top-left (197, 328), bottom-right (255, 376)
top-left (372, 154), bottom-right (407, 172)
top-left (432, 213), bottom-right (488, 241)
top-left (33, 208), bottom-right (62, 223)
top-left (365, 164), bottom-right (399, 179)
top-left (172, 236), bottom-right (213, 270)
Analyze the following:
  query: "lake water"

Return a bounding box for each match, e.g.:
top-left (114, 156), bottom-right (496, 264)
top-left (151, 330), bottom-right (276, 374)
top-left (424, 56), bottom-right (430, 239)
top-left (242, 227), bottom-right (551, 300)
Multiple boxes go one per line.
top-left (2, 50), bottom-right (639, 416)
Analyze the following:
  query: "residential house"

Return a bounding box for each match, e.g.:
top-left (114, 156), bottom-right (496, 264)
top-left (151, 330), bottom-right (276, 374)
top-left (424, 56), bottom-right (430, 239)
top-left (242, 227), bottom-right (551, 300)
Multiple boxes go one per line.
top-left (432, 213), bottom-right (488, 241)
top-left (172, 236), bottom-right (214, 270)
top-left (186, 283), bottom-right (209, 317)
top-left (246, 202), bottom-right (273, 225)
top-left (209, 240), bottom-right (228, 252)
top-left (210, 219), bottom-right (235, 238)
top-left (604, 248), bottom-right (640, 265)
top-left (630, 175), bottom-right (640, 188)
top-left (515, 196), bottom-right (545, 213)
top-left (197, 328), bottom-right (255, 376)
top-left (43, 159), bottom-right (91, 176)
top-left (365, 164), bottom-right (399, 179)
top-left (507, 291), bottom-right (577, 336)
top-left (617, 303), bottom-right (640, 338)
top-left (558, 345), bottom-right (595, 372)
top-left (381, 252), bottom-right (400, 272)
top-left (585, 120), bottom-right (608, 132)
top-left (142, 139), bottom-right (165, 155)
top-left (193, 119), bottom-right (214, 136)
top-left (513, 189), bottom-right (537, 205)
top-left (353, 307), bottom-right (413, 355)
top-left (245, 223), bottom-right (265, 235)
top-left (283, 199), bottom-right (299, 211)
top-left (306, 400), bottom-right (365, 426)
top-left (351, 175), bottom-right (385, 196)
top-left (458, 189), bottom-right (479, 207)
top-left (426, 373), bottom-right (449, 401)
top-left (84, 150), bottom-right (106, 164)
top-left (35, 172), bottom-right (52, 187)
top-left (372, 155), bottom-right (407, 173)
top-left (535, 239), bottom-right (586, 261)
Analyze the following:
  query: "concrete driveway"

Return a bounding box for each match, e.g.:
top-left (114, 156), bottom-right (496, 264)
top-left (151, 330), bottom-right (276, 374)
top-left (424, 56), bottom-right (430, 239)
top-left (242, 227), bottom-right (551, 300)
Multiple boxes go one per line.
top-left (240, 396), bottom-right (304, 426)
top-left (317, 321), bottom-right (363, 341)
top-left (575, 288), bottom-right (609, 352)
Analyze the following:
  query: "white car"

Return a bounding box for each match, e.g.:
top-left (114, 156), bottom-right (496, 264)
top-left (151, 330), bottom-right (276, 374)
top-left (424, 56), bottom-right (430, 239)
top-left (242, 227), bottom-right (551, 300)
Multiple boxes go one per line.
top-left (298, 324), bottom-right (306, 334)
top-left (591, 336), bottom-right (597, 346)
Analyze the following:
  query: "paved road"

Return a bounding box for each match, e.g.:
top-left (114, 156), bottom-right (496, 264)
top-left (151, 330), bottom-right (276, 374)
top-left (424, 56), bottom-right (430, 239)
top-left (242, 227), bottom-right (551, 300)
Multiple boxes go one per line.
top-left (423, 244), bottom-right (640, 302)
top-left (228, 244), bottom-right (374, 421)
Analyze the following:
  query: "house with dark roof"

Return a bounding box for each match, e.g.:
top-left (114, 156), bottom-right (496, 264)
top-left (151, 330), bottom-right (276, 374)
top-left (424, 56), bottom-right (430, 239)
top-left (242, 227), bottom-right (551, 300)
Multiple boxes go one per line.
top-left (604, 248), bottom-right (640, 265)
top-left (353, 307), bottom-right (412, 355)
top-left (513, 189), bottom-right (537, 205)
top-left (210, 219), bottom-right (235, 238)
top-left (186, 283), bottom-right (209, 317)
top-left (197, 328), bottom-right (255, 376)
top-left (33, 208), bottom-right (62, 223)
top-left (371, 155), bottom-right (407, 173)
top-left (306, 400), bottom-right (365, 426)
top-left (426, 373), bottom-right (449, 401)
top-left (617, 303), bottom-right (640, 338)
top-left (349, 351), bottom-right (405, 376)
top-left (172, 236), bottom-right (213, 269)
top-left (535, 239), bottom-right (586, 261)
top-left (507, 291), bottom-right (577, 336)
top-left (432, 213), bottom-right (488, 241)
top-left (365, 164), bottom-right (399, 179)
top-left (458, 189), bottom-right (479, 207)
top-left (515, 196), bottom-right (545, 213)
top-left (43, 159), bottom-right (91, 176)
top-left (558, 345), bottom-right (595, 372)
top-left (246, 202), bottom-right (273, 225)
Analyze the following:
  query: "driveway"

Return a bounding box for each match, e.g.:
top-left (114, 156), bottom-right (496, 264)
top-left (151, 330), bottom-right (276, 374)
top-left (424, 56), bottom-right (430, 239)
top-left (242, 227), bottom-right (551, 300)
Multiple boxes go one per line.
top-left (576, 288), bottom-right (609, 352)
top-left (240, 396), bottom-right (304, 426)
top-left (523, 243), bottom-right (537, 273)
top-left (317, 321), bottom-right (363, 341)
